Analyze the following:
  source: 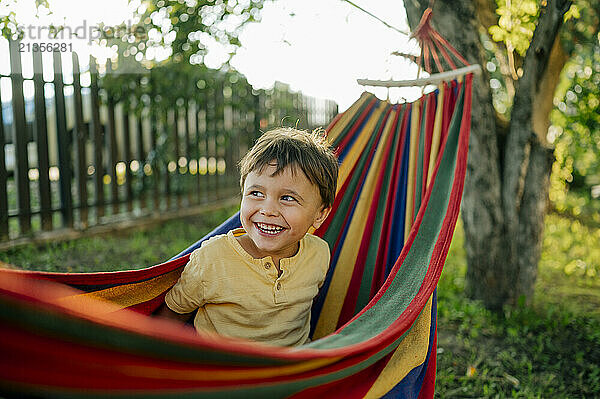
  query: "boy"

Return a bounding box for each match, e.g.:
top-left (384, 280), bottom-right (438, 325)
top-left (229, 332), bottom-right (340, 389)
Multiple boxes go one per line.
top-left (160, 127), bottom-right (338, 347)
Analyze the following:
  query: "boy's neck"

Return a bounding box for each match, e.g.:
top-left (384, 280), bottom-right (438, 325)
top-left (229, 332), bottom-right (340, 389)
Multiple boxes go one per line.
top-left (235, 234), bottom-right (299, 273)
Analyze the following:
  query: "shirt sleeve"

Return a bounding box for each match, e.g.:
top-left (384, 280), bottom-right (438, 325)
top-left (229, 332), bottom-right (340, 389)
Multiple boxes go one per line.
top-left (165, 249), bottom-right (206, 314)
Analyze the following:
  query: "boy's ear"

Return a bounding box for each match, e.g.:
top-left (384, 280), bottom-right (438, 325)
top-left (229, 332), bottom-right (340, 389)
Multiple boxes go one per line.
top-left (312, 205), bottom-right (332, 230)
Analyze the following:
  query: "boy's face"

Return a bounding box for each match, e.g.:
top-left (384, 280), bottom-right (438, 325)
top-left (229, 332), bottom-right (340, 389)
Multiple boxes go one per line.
top-left (239, 162), bottom-right (331, 261)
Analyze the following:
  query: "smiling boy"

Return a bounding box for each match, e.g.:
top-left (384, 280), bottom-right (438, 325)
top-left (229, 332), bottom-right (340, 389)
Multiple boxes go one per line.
top-left (161, 127), bottom-right (338, 346)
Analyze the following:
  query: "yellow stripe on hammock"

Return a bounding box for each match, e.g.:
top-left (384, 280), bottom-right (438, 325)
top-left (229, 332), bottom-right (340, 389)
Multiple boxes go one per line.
top-left (363, 295), bottom-right (433, 398)
top-left (119, 354), bottom-right (343, 381)
top-left (326, 92), bottom-right (372, 143)
top-left (404, 101), bottom-right (421, 238)
top-left (314, 106), bottom-right (397, 339)
top-left (427, 86), bottom-right (445, 186)
top-left (57, 269), bottom-right (182, 313)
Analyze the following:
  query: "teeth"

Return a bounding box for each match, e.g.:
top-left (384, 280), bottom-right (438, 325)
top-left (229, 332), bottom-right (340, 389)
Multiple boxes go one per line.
top-left (256, 223), bottom-right (284, 234)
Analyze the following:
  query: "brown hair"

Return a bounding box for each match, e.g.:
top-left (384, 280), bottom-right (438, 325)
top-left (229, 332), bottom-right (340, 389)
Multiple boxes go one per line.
top-left (239, 127), bottom-right (338, 208)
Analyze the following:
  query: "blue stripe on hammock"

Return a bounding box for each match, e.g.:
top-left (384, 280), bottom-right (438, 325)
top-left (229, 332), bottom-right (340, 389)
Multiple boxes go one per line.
top-left (309, 168), bottom-right (368, 334)
top-left (336, 103), bottom-right (376, 163)
top-left (384, 109), bottom-right (412, 280)
top-left (382, 290), bottom-right (437, 399)
top-left (170, 212), bottom-right (242, 260)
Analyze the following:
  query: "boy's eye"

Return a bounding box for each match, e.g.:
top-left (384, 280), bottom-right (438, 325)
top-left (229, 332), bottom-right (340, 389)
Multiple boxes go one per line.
top-left (249, 191), bottom-right (264, 198)
top-left (281, 195), bottom-right (297, 202)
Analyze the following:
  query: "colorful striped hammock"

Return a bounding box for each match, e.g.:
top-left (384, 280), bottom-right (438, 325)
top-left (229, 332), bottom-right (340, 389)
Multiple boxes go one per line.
top-left (0, 12), bottom-right (475, 396)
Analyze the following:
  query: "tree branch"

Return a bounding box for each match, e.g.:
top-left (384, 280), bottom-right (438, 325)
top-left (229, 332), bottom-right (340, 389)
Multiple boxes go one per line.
top-left (502, 0), bottom-right (570, 229)
top-left (502, 0), bottom-right (571, 298)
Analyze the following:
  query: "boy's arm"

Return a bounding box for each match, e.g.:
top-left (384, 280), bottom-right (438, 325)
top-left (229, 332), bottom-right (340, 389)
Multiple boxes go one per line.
top-left (155, 302), bottom-right (194, 323)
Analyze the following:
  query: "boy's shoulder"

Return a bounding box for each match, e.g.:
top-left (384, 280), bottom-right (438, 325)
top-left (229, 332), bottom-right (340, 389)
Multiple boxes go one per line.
top-left (302, 233), bottom-right (330, 253)
top-left (190, 232), bottom-right (231, 258)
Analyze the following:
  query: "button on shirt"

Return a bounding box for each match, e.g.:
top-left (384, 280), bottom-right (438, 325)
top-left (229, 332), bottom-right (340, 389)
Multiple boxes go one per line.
top-left (165, 228), bottom-right (330, 347)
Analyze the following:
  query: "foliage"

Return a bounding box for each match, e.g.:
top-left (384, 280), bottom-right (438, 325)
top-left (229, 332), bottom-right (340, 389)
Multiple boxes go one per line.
top-left (549, 11), bottom-right (600, 212)
top-left (485, 0), bottom-right (600, 214)
top-left (133, 0), bottom-right (266, 66)
top-left (489, 0), bottom-right (538, 57)
top-left (436, 216), bottom-right (600, 397)
top-left (0, 0), bottom-right (49, 39)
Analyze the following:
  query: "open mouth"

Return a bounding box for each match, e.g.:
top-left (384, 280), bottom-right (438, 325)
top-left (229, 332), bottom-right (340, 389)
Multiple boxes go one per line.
top-left (255, 222), bottom-right (285, 236)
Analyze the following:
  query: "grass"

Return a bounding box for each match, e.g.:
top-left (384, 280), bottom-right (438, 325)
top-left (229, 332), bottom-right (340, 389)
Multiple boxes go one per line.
top-left (1, 208), bottom-right (599, 397)
top-left (0, 204), bottom-right (240, 272)
top-left (435, 215), bottom-right (600, 398)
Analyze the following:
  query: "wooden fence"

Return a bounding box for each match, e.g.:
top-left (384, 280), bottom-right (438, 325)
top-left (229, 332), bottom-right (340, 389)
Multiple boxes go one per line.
top-left (0, 40), bottom-right (338, 244)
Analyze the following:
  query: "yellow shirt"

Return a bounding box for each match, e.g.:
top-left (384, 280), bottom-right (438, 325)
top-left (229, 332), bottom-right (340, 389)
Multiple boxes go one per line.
top-left (165, 228), bottom-right (330, 347)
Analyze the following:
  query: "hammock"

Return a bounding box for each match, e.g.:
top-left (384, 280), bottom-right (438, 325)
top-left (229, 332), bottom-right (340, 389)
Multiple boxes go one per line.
top-left (0, 11), bottom-right (474, 398)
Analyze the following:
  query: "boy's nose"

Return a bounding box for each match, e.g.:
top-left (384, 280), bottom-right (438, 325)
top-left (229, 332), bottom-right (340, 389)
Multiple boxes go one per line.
top-left (259, 200), bottom-right (279, 216)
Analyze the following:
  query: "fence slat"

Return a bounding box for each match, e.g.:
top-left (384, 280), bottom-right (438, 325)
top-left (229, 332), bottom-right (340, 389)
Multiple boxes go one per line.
top-left (32, 51), bottom-right (52, 231)
top-left (184, 100), bottom-right (192, 205)
top-left (122, 103), bottom-right (133, 212)
top-left (0, 79), bottom-right (8, 240)
top-left (214, 79), bottom-right (224, 198)
top-left (136, 108), bottom-right (145, 210)
top-left (173, 107), bottom-right (181, 208)
top-left (9, 41), bottom-right (31, 234)
top-left (149, 104), bottom-right (159, 211)
top-left (53, 51), bottom-right (73, 228)
top-left (89, 57), bottom-right (104, 220)
top-left (164, 109), bottom-right (171, 209)
top-left (72, 53), bottom-right (88, 227)
top-left (206, 87), bottom-right (215, 200)
top-left (195, 93), bottom-right (206, 202)
top-left (193, 100), bottom-right (201, 202)
top-left (106, 60), bottom-right (119, 215)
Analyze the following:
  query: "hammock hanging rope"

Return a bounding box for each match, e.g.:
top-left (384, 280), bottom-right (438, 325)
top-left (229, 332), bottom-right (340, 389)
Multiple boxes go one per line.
top-left (0, 10), bottom-right (476, 398)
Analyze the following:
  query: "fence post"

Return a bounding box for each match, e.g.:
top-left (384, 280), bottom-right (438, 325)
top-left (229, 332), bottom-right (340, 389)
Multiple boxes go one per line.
top-left (0, 79), bottom-right (8, 240)
top-left (89, 56), bottom-right (104, 220)
top-left (172, 106), bottom-right (181, 208)
top-left (9, 40), bottom-right (31, 235)
top-left (135, 102), bottom-right (146, 210)
top-left (184, 99), bottom-right (192, 205)
top-left (163, 108), bottom-right (171, 209)
top-left (149, 104), bottom-right (158, 211)
top-left (32, 51), bottom-right (52, 231)
top-left (122, 101), bottom-right (133, 212)
top-left (196, 88), bottom-right (207, 203)
top-left (105, 60), bottom-right (119, 215)
top-left (72, 52), bottom-right (88, 227)
top-left (53, 50), bottom-right (73, 228)
top-left (193, 99), bottom-right (201, 203)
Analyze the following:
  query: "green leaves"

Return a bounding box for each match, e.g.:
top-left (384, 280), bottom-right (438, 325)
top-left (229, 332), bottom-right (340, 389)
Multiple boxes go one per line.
top-left (489, 0), bottom-right (539, 56)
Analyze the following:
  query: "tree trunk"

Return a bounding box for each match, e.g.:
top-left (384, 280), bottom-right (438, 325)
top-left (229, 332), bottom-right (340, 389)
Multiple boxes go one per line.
top-left (404, 0), bottom-right (570, 310)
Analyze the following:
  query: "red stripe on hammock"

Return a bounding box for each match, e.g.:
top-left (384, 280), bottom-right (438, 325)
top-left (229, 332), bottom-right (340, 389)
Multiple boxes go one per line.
top-left (336, 107), bottom-right (402, 328)
top-left (325, 111), bottom-right (344, 132)
top-left (421, 92), bottom-right (437, 196)
top-left (314, 99), bottom-right (380, 236)
top-left (408, 98), bottom-right (423, 226)
top-left (2, 254), bottom-right (190, 287)
top-left (289, 351), bottom-right (393, 399)
top-left (335, 76), bottom-right (472, 345)
top-left (370, 104), bottom-right (410, 298)
top-left (326, 105), bottom-right (393, 258)
top-left (335, 98), bottom-right (378, 155)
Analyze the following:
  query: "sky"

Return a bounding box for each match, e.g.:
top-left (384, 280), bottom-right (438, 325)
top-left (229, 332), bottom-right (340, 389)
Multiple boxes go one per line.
top-left (1, 0), bottom-right (423, 111)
